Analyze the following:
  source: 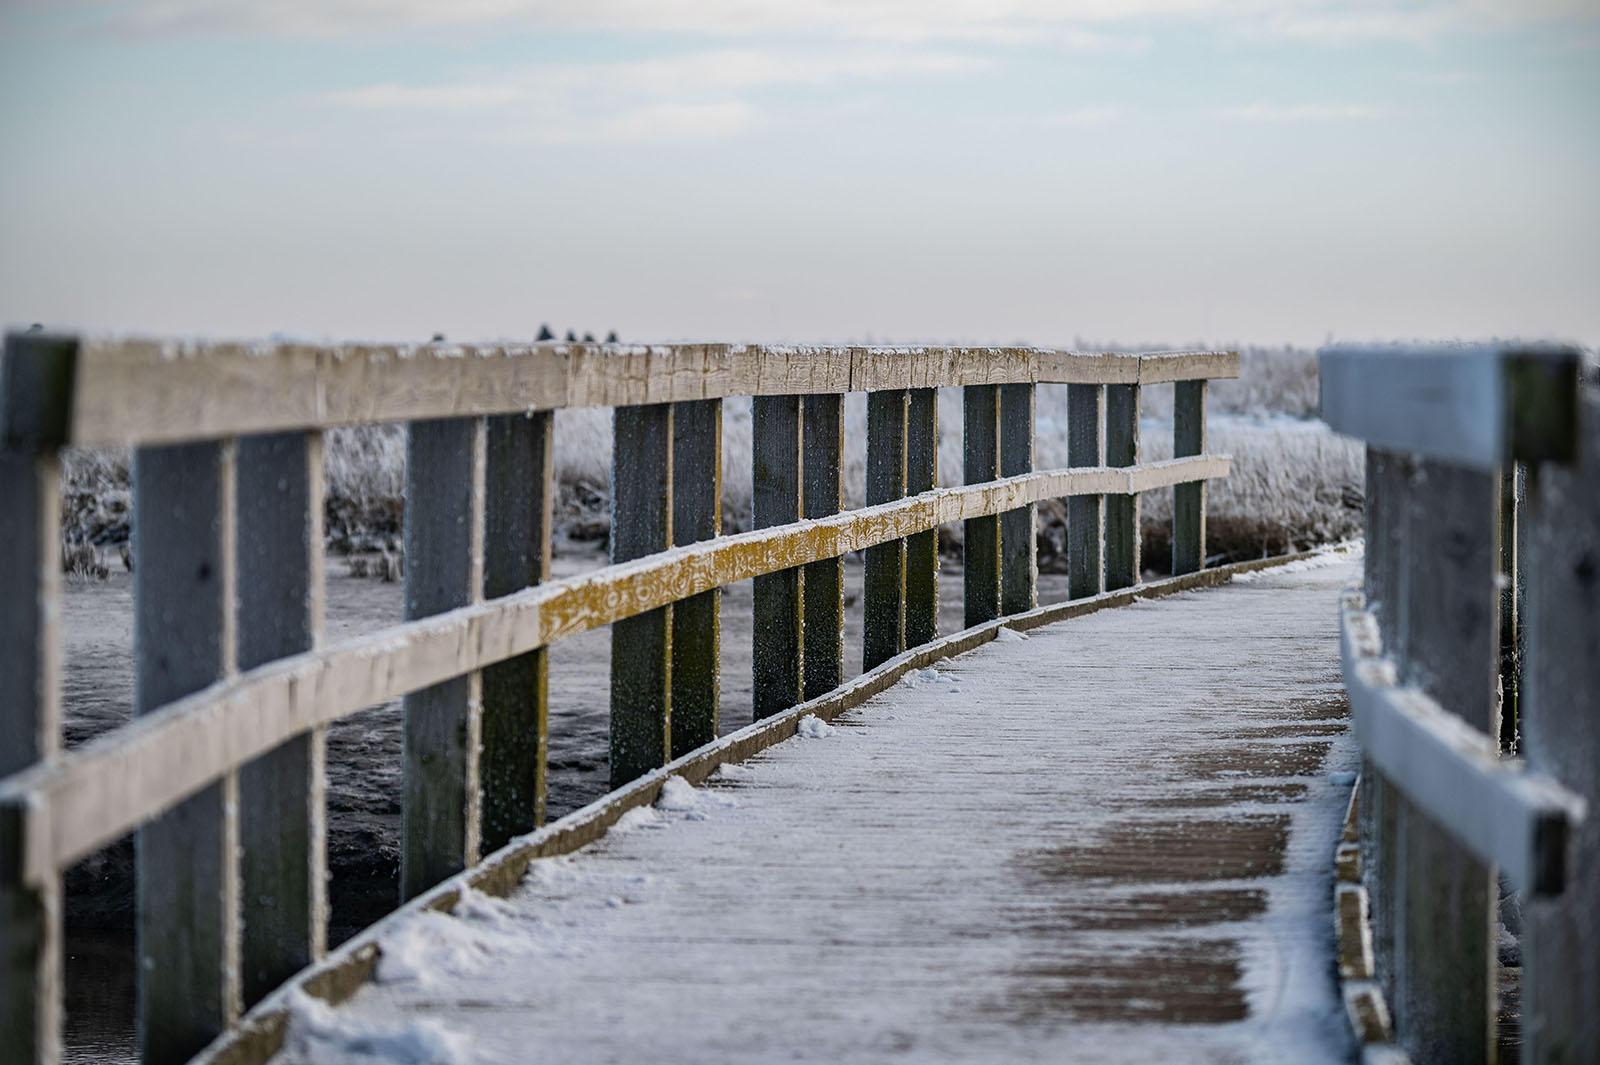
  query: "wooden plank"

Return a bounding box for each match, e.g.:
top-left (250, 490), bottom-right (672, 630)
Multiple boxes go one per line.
top-left (1497, 463), bottom-right (1520, 752)
top-left (610, 404), bottom-right (674, 783)
top-left (671, 399), bottom-right (721, 755)
top-left (0, 441), bottom-right (64, 1064)
top-left (1135, 349), bottom-right (1239, 385)
top-left (1319, 344), bottom-right (1580, 471)
top-left (864, 389), bottom-right (908, 668)
top-left (1103, 383), bottom-right (1140, 590)
top-left (802, 394), bottom-right (844, 700)
top-left (0, 452), bottom-right (1236, 883)
top-left (999, 382), bottom-right (1036, 614)
top-left (904, 388), bottom-right (939, 647)
top-left (1391, 459), bottom-right (1499, 1063)
top-left (1172, 379), bottom-right (1206, 575)
top-left (1522, 391), bottom-right (1600, 1065)
top-left (751, 396), bottom-right (803, 717)
top-left (236, 432), bottom-right (326, 1008)
top-left (481, 411), bottom-right (553, 850)
top-left (402, 417), bottom-right (486, 900)
top-left (1067, 384), bottom-right (1105, 599)
top-left (963, 385), bottom-right (1002, 628)
top-left (134, 440), bottom-right (241, 1065)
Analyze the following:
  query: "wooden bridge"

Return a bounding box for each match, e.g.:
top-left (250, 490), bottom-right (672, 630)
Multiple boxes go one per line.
top-left (1, 338), bottom-right (1595, 1065)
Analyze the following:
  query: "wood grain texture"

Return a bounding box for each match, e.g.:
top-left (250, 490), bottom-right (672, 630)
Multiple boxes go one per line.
top-left (1522, 391), bottom-right (1600, 1065)
top-left (802, 394), bottom-right (845, 700)
top-left (63, 340), bottom-right (1234, 447)
top-left (1067, 384), bottom-right (1105, 600)
top-left (864, 390), bottom-right (908, 669)
top-left (0, 450), bottom-right (62, 1065)
top-left (752, 395), bottom-right (803, 718)
top-left (1000, 383), bottom-right (1036, 615)
top-left (671, 400), bottom-right (721, 756)
top-left (1103, 384), bottom-right (1141, 591)
top-left (610, 405), bottom-right (673, 785)
top-left (0, 454), bottom-right (1233, 883)
top-left (963, 385), bottom-right (1001, 629)
top-left (1173, 380), bottom-right (1207, 576)
top-left (236, 432), bottom-right (326, 1008)
top-left (133, 440), bottom-right (240, 1065)
top-left (481, 411), bottom-right (553, 849)
top-left (905, 387), bottom-right (939, 647)
top-left (402, 418), bottom-right (486, 900)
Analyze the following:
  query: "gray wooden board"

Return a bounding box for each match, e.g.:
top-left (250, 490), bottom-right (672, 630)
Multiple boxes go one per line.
top-left (752, 395), bottom-right (803, 717)
top-left (269, 559), bottom-right (1363, 1065)
top-left (1173, 380), bottom-right (1207, 575)
top-left (671, 400), bottom-right (721, 756)
top-left (999, 382), bottom-right (1036, 614)
top-left (802, 394), bottom-right (845, 700)
top-left (864, 390), bottom-right (908, 669)
top-left (963, 384), bottom-right (1001, 628)
top-left (905, 387), bottom-right (939, 648)
top-left (1103, 384), bottom-right (1140, 591)
top-left (1068, 383), bottom-right (1105, 599)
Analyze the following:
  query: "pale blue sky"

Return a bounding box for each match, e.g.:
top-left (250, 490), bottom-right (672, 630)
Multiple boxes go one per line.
top-left (2, 1), bottom-right (1596, 348)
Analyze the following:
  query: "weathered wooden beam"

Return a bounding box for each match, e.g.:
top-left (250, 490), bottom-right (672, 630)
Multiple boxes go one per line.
top-left (751, 396), bottom-right (803, 718)
top-left (1498, 463), bottom-right (1521, 753)
top-left (1067, 384), bottom-right (1104, 599)
top-left (236, 432), bottom-right (326, 1008)
top-left (864, 389), bottom-right (908, 669)
top-left (481, 411), bottom-right (553, 849)
top-left (1172, 379), bottom-right (1206, 575)
top-left (610, 404), bottom-right (673, 783)
top-left (1522, 390), bottom-right (1600, 1065)
top-left (802, 394), bottom-right (844, 700)
top-left (671, 399), bottom-right (721, 754)
top-left (134, 440), bottom-right (241, 1065)
top-left (1103, 383), bottom-right (1140, 590)
top-left (0, 452), bottom-right (1236, 884)
top-left (1320, 344), bottom-right (1581, 470)
top-left (963, 385), bottom-right (1002, 628)
top-left (402, 417), bottom-right (486, 899)
top-left (904, 388), bottom-right (939, 647)
top-left (999, 382), bottom-right (1036, 614)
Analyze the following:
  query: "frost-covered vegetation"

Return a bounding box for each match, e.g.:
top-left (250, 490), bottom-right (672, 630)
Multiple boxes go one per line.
top-left (58, 345), bottom-right (1361, 573)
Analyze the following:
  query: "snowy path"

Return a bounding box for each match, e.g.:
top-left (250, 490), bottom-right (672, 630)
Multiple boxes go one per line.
top-left (278, 559), bottom-right (1361, 1065)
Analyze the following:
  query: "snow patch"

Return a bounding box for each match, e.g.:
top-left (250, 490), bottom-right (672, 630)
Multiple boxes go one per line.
top-left (1232, 541), bottom-right (1364, 583)
top-left (710, 761), bottom-right (755, 782)
top-left (611, 806), bottom-right (663, 833)
top-left (375, 910), bottom-right (495, 986)
top-left (796, 714), bottom-right (835, 739)
top-left (993, 626), bottom-right (1028, 643)
top-left (655, 776), bottom-right (700, 812)
top-left (284, 990), bottom-right (468, 1065)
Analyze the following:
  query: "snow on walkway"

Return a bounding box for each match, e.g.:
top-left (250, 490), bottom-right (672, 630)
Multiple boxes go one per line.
top-left (277, 558), bottom-right (1362, 1065)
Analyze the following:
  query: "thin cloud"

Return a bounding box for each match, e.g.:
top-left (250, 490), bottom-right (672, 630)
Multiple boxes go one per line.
top-left (1218, 103), bottom-right (1386, 122)
top-left (1042, 105), bottom-right (1123, 126)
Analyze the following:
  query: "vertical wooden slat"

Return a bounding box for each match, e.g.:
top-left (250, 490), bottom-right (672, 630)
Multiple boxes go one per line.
top-left (1522, 394), bottom-right (1600, 1065)
top-left (864, 389), bottom-right (908, 669)
top-left (1172, 379), bottom-right (1207, 575)
top-left (963, 385), bottom-right (1001, 628)
top-left (1498, 463), bottom-right (1520, 752)
top-left (671, 399), bottom-right (721, 755)
top-left (1360, 449), bottom-right (1402, 1009)
top-left (402, 417), bottom-right (486, 900)
top-left (1103, 383), bottom-right (1141, 591)
top-left (1067, 383), bottom-right (1105, 599)
top-left (904, 388), bottom-right (939, 647)
top-left (1392, 458), bottom-right (1499, 1064)
top-left (802, 394), bottom-right (845, 700)
top-left (999, 382), bottom-right (1036, 615)
top-left (236, 431), bottom-right (326, 1008)
top-left (752, 395), bottom-right (803, 717)
top-left (134, 440), bottom-right (241, 1065)
top-left (610, 404), bottom-right (673, 783)
top-left (481, 411), bottom-right (553, 851)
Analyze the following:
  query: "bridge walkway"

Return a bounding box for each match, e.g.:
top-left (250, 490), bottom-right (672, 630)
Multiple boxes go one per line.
top-left (275, 556), bottom-right (1362, 1065)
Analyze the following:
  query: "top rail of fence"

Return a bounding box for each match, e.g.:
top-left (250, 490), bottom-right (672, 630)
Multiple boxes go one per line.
top-left (1, 336), bottom-right (1237, 450)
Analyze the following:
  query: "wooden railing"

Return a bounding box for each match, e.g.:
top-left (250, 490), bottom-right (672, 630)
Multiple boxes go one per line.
top-left (0, 337), bottom-right (1236, 1065)
top-left (1320, 344), bottom-right (1595, 1064)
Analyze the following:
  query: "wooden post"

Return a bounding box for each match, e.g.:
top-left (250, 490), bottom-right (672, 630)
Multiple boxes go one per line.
top-left (1392, 457), bottom-right (1499, 1064)
top-left (802, 394), bottom-right (845, 700)
top-left (963, 385), bottom-right (1001, 627)
top-left (1000, 382), bottom-right (1036, 615)
top-left (134, 440), bottom-right (241, 1065)
top-left (0, 333), bottom-right (73, 1065)
top-left (236, 432), bottom-right (326, 1007)
top-left (1173, 379), bottom-right (1207, 575)
top-left (864, 389), bottom-right (908, 669)
top-left (1522, 393), bottom-right (1600, 1065)
top-left (1067, 383), bottom-right (1105, 599)
top-left (671, 399), bottom-right (721, 755)
top-left (753, 396), bottom-right (803, 716)
top-left (1103, 383), bottom-right (1141, 590)
top-left (480, 411), bottom-right (553, 850)
top-left (610, 404), bottom-right (673, 782)
top-left (402, 417), bottom-right (486, 899)
top-left (904, 388), bottom-right (939, 647)
top-left (1498, 463), bottom-right (1520, 752)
